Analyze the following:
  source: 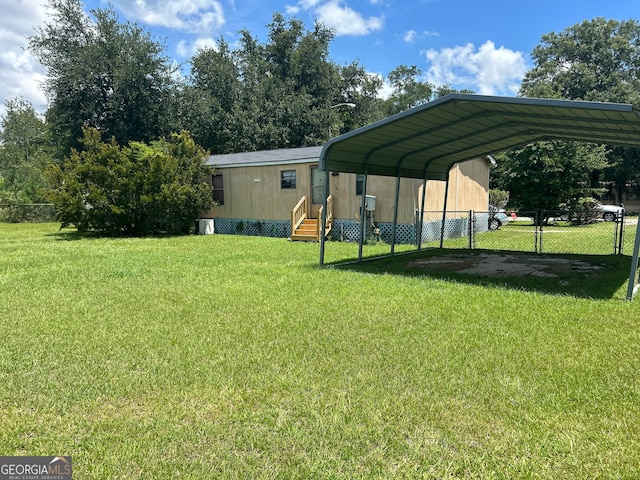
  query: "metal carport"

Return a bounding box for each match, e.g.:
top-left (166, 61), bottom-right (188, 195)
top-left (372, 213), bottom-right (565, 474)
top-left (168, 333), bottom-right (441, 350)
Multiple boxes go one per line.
top-left (317, 94), bottom-right (640, 299)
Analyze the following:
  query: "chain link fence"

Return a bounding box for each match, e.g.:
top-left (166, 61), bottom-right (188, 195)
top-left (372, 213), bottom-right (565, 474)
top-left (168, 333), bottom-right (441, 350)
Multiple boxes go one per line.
top-left (418, 210), bottom-right (633, 256)
top-left (0, 204), bottom-right (56, 223)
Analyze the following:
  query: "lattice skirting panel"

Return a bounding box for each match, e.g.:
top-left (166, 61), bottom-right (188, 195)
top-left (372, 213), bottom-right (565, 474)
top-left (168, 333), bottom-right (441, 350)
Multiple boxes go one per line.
top-left (332, 220), bottom-right (450, 245)
top-left (212, 218), bottom-right (291, 238)
top-left (211, 216), bottom-right (478, 245)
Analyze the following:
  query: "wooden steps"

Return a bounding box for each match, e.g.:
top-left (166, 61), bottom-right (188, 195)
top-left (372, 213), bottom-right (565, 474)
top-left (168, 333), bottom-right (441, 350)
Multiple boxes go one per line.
top-left (291, 218), bottom-right (319, 241)
top-left (290, 196), bottom-right (333, 242)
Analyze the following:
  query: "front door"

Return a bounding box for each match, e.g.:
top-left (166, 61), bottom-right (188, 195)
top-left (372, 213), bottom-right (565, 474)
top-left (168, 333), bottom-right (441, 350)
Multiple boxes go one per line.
top-left (310, 166), bottom-right (325, 218)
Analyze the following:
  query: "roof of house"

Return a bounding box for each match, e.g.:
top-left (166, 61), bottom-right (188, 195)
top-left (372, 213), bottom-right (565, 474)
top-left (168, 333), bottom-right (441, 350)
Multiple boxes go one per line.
top-left (206, 146), bottom-right (323, 169)
top-left (320, 94), bottom-right (640, 181)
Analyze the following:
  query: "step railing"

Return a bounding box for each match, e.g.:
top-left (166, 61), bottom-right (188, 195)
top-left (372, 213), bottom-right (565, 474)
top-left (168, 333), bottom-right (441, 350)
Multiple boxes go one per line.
top-left (317, 195), bottom-right (333, 240)
top-left (291, 196), bottom-right (307, 237)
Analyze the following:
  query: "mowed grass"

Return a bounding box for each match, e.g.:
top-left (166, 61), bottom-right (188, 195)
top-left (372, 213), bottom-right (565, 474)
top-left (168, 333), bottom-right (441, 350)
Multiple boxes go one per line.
top-left (1, 223), bottom-right (640, 478)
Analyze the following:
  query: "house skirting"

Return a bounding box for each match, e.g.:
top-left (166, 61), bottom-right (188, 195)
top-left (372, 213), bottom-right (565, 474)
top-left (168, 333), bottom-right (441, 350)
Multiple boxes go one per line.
top-left (209, 215), bottom-right (487, 245)
top-left (213, 218), bottom-right (291, 238)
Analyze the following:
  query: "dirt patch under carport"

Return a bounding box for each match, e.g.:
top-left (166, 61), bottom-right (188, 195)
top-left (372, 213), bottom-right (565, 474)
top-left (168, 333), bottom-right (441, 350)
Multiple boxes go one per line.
top-left (408, 253), bottom-right (605, 278)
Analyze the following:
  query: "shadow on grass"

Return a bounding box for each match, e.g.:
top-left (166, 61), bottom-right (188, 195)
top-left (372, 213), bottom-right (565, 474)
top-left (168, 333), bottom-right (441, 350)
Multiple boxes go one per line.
top-left (331, 248), bottom-right (632, 300)
top-left (46, 228), bottom-right (191, 241)
top-left (46, 229), bottom-right (99, 241)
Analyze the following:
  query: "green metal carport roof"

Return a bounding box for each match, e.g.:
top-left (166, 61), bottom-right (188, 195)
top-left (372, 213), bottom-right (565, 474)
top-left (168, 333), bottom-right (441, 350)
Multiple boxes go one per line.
top-left (319, 94), bottom-right (640, 181)
top-left (318, 94), bottom-right (640, 298)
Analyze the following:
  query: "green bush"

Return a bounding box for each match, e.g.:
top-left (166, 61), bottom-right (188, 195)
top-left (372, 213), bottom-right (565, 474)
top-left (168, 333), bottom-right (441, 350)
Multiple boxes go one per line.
top-left (46, 128), bottom-right (213, 235)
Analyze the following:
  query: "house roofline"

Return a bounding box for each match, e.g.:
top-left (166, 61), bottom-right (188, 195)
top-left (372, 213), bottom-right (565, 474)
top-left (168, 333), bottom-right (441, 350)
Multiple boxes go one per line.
top-left (205, 146), bottom-right (323, 169)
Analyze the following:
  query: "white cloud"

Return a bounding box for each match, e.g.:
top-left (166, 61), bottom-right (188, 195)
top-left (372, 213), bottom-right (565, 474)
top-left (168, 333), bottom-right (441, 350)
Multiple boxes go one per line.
top-left (288, 0), bottom-right (383, 36)
top-left (424, 40), bottom-right (528, 96)
top-left (376, 75), bottom-right (394, 100)
top-left (176, 37), bottom-right (218, 57)
top-left (403, 29), bottom-right (439, 44)
top-left (285, 5), bottom-right (301, 15)
top-left (299, 0), bottom-right (323, 8)
top-left (109, 0), bottom-right (225, 35)
top-left (404, 30), bottom-right (417, 43)
top-left (0, 0), bottom-right (48, 117)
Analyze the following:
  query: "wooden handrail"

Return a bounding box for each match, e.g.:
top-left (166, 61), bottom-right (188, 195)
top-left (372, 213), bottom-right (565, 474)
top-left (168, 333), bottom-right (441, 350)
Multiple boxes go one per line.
top-left (291, 196), bottom-right (307, 237)
top-left (317, 195), bottom-right (334, 240)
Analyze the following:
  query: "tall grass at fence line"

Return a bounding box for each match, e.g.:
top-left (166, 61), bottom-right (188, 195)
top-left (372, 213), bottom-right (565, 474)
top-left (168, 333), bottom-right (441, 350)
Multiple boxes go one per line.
top-left (1, 223), bottom-right (640, 479)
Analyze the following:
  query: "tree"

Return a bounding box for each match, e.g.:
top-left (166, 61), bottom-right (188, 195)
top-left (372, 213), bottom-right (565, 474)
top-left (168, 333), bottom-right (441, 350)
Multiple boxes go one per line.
top-left (183, 13), bottom-right (374, 152)
top-left (180, 39), bottom-right (241, 153)
top-left (520, 18), bottom-right (640, 203)
top-left (0, 97), bottom-right (52, 203)
top-left (242, 13), bottom-right (343, 147)
top-left (28, 0), bottom-right (176, 154)
top-left (489, 189), bottom-right (509, 210)
top-left (45, 128), bottom-right (213, 235)
top-left (492, 141), bottom-right (608, 220)
top-left (383, 65), bottom-right (434, 115)
top-left (336, 61), bottom-right (384, 133)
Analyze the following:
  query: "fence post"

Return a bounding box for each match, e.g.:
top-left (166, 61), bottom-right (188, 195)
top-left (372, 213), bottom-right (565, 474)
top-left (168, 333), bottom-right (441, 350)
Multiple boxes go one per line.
top-left (613, 214), bottom-right (619, 255)
top-left (539, 210), bottom-right (544, 254)
top-left (468, 210), bottom-right (473, 249)
top-left (617, 211), bottom-right (625, 255)
top-left (472, 210), bottom-right (477, 249)
top-left (533, 210), bottom-right (539, 253)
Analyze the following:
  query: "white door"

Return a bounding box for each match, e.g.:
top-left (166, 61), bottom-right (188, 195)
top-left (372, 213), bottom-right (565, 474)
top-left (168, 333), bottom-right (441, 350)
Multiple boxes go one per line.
top-left (310, 166), bottom-right (325, 218)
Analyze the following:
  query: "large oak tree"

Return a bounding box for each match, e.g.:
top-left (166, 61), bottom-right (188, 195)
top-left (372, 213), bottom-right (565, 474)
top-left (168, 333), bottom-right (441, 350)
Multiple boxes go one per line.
top-left (28, 0), bottom-right (176, 154)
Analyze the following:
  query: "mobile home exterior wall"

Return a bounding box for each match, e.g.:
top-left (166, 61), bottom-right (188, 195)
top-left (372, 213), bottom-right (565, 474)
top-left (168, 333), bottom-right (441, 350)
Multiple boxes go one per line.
top-left (202, 147), bottom-right (490, 240)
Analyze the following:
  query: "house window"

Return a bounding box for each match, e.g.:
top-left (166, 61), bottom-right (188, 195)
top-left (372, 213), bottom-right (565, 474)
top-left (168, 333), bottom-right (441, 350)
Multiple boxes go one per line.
top-left (211, 174), bottom-right (224, 205)
top-left (356, 173), bottom-right (364, 195)
top-left (281, 169), bottom-right (297, 189)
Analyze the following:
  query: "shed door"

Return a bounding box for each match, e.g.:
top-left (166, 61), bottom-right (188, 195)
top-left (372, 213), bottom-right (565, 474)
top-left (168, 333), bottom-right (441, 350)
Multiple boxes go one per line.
top-left (310, 166), bottom-right (325, 218)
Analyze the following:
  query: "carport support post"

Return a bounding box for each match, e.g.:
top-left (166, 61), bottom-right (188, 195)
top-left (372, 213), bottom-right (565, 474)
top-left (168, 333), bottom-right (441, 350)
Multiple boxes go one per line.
top-left (625, 218), bottom-right (640, 300)
top-left (319, 167), bottom-right (331, 267)
top-left (358, 170), bottom-right (369, 262)
top-left (439, 176), bottom-right (451, 248)
top-left (391, 173), bottom-right (401, 255)
top-left (418, 177), bottom-right (427, 250)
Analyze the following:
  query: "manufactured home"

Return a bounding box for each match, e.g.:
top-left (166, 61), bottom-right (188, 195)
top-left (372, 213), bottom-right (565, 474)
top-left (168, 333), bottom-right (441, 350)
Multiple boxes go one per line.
top-left (201, 146), bottom-right (492, 243)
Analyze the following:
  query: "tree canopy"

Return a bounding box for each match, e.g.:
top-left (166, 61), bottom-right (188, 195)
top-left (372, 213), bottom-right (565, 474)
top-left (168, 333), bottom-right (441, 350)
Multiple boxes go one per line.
top-left (28, 0), bottom-right (176, 153)
top-left (180, 14), bottom-right (386, 154)
top-left (0, 97), bottom-right (51, 203)
top-left (492, 141), bottom-right (608, 214)
top-left (519, 18), bottom-right (640, 205)
top-left (26, 2), bottom-right (458, 159)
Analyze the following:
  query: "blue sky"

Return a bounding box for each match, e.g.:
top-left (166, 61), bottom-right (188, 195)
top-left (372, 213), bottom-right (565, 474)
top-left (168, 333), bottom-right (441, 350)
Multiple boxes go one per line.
top-left (0, 0), bottom-right (638, 116)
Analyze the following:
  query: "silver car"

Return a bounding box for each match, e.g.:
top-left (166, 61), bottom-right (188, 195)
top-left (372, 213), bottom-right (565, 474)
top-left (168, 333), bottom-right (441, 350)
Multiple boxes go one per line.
top-left (596, 203), bottom-right (624, 222)
top-left (488, 208), bottom-right (510, 230)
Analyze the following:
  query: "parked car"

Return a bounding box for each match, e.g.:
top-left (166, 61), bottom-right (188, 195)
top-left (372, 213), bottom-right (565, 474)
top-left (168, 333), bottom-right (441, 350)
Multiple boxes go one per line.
top-left (488, 207), bottom-right (510, 230)
top-left (596, 203), bottom-right (624, 222)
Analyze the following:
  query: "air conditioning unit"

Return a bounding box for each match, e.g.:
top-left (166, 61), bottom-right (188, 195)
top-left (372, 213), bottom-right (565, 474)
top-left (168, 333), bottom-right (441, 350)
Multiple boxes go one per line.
top-left (365, 195), bottom-right (376, 211)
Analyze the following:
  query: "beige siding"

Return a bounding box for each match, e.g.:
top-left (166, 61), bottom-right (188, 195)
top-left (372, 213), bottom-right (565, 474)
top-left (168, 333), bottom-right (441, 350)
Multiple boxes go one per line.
top-left (421, 160), bottom-right (490, 213)
top-left (202, 157), bottom-right (490, 223)
top-left (204, 162), bottom-right (315, 220)
top-left (329, 173), bottom-right (421, 223)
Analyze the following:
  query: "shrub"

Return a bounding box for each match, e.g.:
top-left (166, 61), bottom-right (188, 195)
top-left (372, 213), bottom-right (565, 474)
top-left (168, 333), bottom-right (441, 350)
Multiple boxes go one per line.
top-left (46, 128), bottom-right (213, 235)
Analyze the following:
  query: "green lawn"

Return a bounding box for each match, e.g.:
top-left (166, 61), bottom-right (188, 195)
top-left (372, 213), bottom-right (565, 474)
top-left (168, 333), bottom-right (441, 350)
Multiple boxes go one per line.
top-left (1, 223), bottom-right (640, 478)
